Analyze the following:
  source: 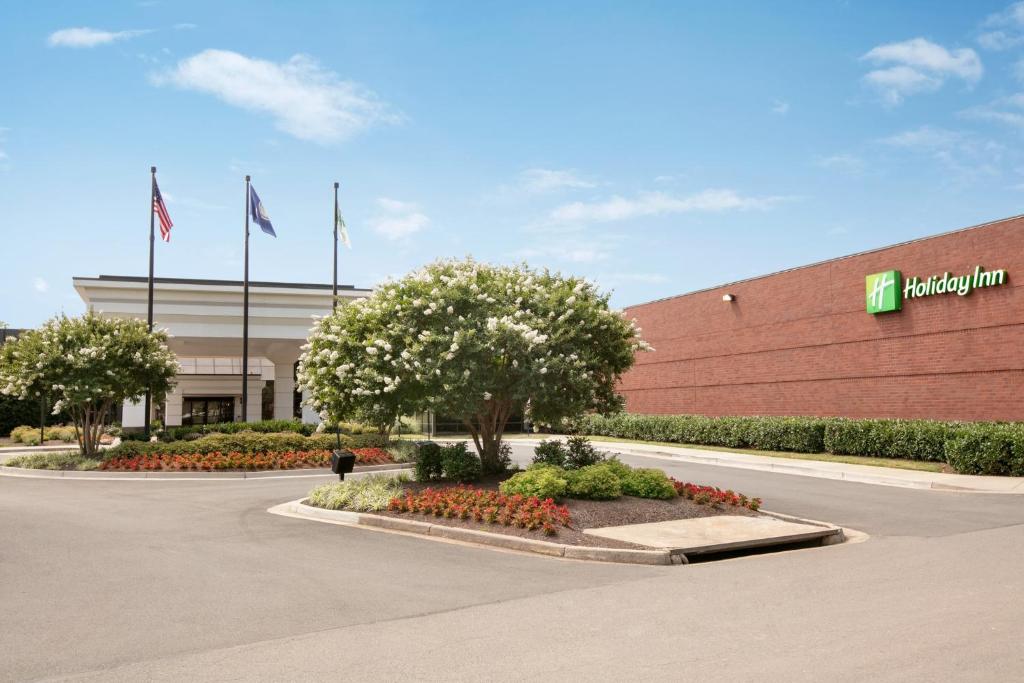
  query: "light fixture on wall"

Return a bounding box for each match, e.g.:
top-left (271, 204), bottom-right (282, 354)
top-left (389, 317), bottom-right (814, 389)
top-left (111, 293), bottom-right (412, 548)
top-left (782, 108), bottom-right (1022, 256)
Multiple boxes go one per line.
top-left (722, 294), bottom-right (736, 302)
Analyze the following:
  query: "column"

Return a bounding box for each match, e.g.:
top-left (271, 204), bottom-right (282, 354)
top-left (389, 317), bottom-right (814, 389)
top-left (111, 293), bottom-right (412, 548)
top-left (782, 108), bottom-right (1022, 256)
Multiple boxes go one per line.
top-left (273, 361), bottom-right (296, 420)
top-left (122, 399), bottom-right (146, 429)
top-left (246, 378), bottom-right (262, 423)
top-left (165, 383), bottom-right (184, 426)
top-left (301, 389), bottom-right (320, 425)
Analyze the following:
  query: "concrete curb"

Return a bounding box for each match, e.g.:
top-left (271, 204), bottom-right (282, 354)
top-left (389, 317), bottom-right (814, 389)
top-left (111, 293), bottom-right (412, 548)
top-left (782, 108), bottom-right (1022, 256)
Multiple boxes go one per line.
top-left (0, 462), bottom-right (413, 481)
top-left (271, 498), bottom-right (678, 565)
top-left (271, 499), bottom-right (845, 565)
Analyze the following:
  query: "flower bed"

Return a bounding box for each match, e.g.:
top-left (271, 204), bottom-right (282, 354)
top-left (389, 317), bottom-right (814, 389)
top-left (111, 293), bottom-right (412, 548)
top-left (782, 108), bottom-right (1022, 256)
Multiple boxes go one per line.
top-left (671, 479), bottom-right (761, 511)
top-left (388, 485), bottom-right (572, 536)
top-left (372, 476), bottom-right (764, 547)
top-left (98, 447), bottom-right (393, 472)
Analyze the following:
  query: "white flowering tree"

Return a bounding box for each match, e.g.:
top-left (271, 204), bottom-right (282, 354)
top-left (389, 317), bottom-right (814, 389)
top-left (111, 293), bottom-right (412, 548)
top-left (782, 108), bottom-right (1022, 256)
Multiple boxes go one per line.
top-left (0, 313), bottom-right (178, 456)
top-left (298, 259), bottom-right (650, 473)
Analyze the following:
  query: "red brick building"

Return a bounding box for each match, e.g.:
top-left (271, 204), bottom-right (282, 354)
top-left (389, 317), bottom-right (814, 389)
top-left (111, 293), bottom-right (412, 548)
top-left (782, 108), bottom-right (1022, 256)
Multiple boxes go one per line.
top-left (619, 215), bottom-right (1024, 421)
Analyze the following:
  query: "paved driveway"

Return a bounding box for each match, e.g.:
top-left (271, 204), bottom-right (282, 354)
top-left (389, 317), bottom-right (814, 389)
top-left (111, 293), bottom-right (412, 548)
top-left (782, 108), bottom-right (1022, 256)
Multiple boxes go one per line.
top-left (2, 444), bottom-right (1023, 681)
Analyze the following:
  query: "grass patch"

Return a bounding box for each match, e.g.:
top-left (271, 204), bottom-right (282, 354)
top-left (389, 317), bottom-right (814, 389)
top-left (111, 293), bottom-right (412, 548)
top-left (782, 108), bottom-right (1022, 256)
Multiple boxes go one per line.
top-left (573, 434), bottom-right (947, 473)
top-left (4, 451), bottom-right (101, 471)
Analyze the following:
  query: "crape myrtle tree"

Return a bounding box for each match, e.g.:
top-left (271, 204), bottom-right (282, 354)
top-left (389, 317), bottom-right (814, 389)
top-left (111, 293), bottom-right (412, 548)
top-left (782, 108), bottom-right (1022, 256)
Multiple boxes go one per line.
top-left (298, 258), bottom-right (651, 473)
top-left (0, 312), bottom-right (178, 456)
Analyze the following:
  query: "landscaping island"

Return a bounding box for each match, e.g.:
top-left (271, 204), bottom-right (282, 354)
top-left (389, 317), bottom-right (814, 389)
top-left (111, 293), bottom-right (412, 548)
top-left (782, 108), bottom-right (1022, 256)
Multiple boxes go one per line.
top-left (304, 437), bottom-right (772, 552)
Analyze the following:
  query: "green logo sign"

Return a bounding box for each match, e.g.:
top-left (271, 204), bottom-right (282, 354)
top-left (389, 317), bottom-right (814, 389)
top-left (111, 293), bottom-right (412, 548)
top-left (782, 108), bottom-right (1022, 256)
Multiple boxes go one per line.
top-left (866, 266), bottom-right (1008, 314)
top-left (866, 270), bottom-right (901, 314)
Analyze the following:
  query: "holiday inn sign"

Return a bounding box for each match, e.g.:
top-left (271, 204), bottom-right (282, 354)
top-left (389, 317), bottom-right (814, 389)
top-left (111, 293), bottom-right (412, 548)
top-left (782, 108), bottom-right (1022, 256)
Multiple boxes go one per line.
top-left (866, 266), bottom-right (1008, 314)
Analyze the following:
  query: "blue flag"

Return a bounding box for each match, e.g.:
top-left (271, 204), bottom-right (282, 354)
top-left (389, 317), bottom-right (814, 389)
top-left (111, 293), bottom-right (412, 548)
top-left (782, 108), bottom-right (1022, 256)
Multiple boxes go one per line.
top-left (249, 185), bottom-right (276, 237)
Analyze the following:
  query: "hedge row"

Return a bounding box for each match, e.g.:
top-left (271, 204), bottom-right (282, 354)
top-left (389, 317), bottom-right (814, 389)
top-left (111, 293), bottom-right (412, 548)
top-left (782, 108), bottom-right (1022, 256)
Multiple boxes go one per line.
top-left (945, 425), bottom-right (1024, 476)
top-left (578, 414), bottom-right (830, 454)
top-left (576, 413), bottom-right (1024, 476)
top-left (157, 419), bottom-right (388, 442)
top-left (159, 419), bottom-right (315, 442)
top-left (103, 431), bottom-right (388, 459)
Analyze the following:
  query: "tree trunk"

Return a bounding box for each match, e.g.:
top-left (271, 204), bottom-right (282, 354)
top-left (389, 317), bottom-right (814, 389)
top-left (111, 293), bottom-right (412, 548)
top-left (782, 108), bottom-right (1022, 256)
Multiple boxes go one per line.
top-left (75, 400), bottom-right (110, 457)
top-left (469, 402), bottom-right (511, 475)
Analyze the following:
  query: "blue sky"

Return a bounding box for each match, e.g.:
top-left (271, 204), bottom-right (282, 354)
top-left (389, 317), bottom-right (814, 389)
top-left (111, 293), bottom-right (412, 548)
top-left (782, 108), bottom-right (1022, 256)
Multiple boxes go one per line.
top-left (4, 1), bottom-right (1024, 326)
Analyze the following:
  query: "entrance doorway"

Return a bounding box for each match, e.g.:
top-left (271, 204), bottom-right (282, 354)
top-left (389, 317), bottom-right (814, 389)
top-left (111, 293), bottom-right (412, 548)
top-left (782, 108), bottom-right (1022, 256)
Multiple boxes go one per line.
top-left (182, 397), bottom-right (236, 426)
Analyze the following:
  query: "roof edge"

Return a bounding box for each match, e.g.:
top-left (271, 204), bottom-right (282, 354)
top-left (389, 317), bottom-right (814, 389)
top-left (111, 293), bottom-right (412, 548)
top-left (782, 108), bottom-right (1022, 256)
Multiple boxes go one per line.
top-left (73, 275), bottom-right (372, 292)
top-left (625, 212), bottom-right (1024, 310)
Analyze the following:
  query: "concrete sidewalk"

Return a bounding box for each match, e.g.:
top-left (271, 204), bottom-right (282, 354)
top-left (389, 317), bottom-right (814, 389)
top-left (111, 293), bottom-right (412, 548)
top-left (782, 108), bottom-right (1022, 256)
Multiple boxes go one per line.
top-left (502, 437), bottom-right (1024, 494)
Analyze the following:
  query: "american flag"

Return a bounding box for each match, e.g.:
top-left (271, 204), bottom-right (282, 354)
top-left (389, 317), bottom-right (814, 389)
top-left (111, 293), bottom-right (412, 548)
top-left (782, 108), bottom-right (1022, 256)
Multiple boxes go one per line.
top-left (153, 180), bottom-right (173, 242)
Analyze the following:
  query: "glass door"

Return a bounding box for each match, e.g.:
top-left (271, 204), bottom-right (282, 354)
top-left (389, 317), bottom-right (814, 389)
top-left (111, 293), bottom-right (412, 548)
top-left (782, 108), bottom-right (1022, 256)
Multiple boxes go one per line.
top-left (181, 397), bottom-right (236, 426)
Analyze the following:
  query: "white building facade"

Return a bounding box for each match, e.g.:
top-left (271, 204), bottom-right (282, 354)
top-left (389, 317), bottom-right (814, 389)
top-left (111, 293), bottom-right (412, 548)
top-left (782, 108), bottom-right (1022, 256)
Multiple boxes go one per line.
top-left (73, 275), bottom-right (370, 428)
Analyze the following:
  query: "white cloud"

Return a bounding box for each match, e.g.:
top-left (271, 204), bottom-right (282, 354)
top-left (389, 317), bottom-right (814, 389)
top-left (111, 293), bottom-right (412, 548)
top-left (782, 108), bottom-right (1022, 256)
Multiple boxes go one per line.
top-left (861, 38), bottom-right (982, 105)
top-left (978, 30), bottom-right (1024, 50)
top-left (879, 125), bottom-right (965, 148)
top-left (771, 99), bottom-right (790, 115)
top-left (549, 189), bottom-right (785, 224)
top-left (979, 2), bottom-right (1024, 50)
top-left (174, 23), bottom-right (197, 30)
top-left (47, 27), bottom-right (151, 48)
top-left (370, 197), bottom-right (429, 240)
top-left (962, 93), bottom-right (1024, 127)
top-left (33, 277), bottom-right (48, 293)
top-left (815, 153), bottom-right (865, 174)
top-left (0, 127), bottom-right (8, 161)
top-left (879, 125), bottom-right (1002, 184)
top-left (518, 168), bottom-right (595, 193)
top-left (152, 49), bottom-right (397, 144)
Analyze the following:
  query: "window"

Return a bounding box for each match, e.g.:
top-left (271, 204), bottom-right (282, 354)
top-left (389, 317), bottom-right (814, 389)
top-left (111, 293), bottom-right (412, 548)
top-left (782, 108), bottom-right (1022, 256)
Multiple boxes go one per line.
top-left (181, 397), bottom-right (235, 426)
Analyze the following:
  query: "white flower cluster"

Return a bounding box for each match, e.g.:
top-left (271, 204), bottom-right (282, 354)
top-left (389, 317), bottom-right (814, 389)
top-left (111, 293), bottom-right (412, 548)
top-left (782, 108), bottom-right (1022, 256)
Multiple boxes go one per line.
top-left (296, 258), bottom-right (651, 426)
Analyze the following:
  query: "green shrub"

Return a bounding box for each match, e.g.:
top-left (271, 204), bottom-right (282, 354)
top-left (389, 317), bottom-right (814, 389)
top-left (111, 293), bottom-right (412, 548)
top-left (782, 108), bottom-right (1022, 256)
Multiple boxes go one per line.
top-left (386, 440), bottom-right (418, 463)
top-left (621, 468), bottom-right (677, 499)
top-left (594, 457), bottom-right (632, 480)
top-left (578, 414), bottom-right (829, 453)
top-left (100, 431), bottom-right (386, 460)
top-left (499, 466), bottom-right (568, 500)
top-left (10, 425), bottom-right (36, 443)
top-left (823, 419), bottom-right (956, 462)
top-left (44, 425), bottom-right (77, 443)
top-left (440, 442), bottom-right (482, 482)
top-left (565, 464), bottom-right (621, 500)
top-left (161, 419), bottom-right (316, 442)
top-left (20, 432), bottom-right (41, 446)
top-left (564, 435), bottom-right (604, 468)
top-left (5, 451), bottom-right (100, 470)
top-left (577, 413), bottom-right (1010, 464)
top-left (414, 441), bottom-right (444, 481)
top-left (532, 439), bottom-right (567, 468)
top-left (307, 473), bottom-right (409, 512)
top-left (495, 441), bottom-right (514, 473)
top-left (945, 425), bottom-right (1024, 476)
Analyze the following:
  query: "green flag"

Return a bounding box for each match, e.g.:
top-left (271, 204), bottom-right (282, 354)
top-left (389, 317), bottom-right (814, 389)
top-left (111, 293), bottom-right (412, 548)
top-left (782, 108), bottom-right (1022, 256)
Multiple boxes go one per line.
top-left (335, 205), bottom-right (351, 249)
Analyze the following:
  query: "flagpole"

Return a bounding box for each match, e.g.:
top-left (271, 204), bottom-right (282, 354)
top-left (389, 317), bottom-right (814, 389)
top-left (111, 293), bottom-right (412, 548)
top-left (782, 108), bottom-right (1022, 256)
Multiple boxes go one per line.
top-left (333, 181), bottom-right (339, 311)
top-left (144, 166), bottom-right (156, 439)
top-left (242, 175), bottom-right (251, 423)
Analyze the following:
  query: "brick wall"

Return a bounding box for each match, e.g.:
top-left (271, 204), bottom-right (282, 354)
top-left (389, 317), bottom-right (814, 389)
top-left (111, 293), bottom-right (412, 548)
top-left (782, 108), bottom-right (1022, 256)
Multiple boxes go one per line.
top-left (619, 216), bottom-right (1024, 421)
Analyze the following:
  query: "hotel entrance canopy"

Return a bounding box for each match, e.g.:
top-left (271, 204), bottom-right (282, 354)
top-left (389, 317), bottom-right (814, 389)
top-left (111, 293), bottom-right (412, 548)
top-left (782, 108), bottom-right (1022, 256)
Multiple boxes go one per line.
top-left (72, 275), bottom-right (371, 426)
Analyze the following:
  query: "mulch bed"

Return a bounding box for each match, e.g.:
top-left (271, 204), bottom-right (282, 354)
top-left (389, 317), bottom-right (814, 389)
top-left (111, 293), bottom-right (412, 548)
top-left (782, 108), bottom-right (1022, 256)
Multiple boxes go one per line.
top-left (375, 475), bottom-right (759, 550)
